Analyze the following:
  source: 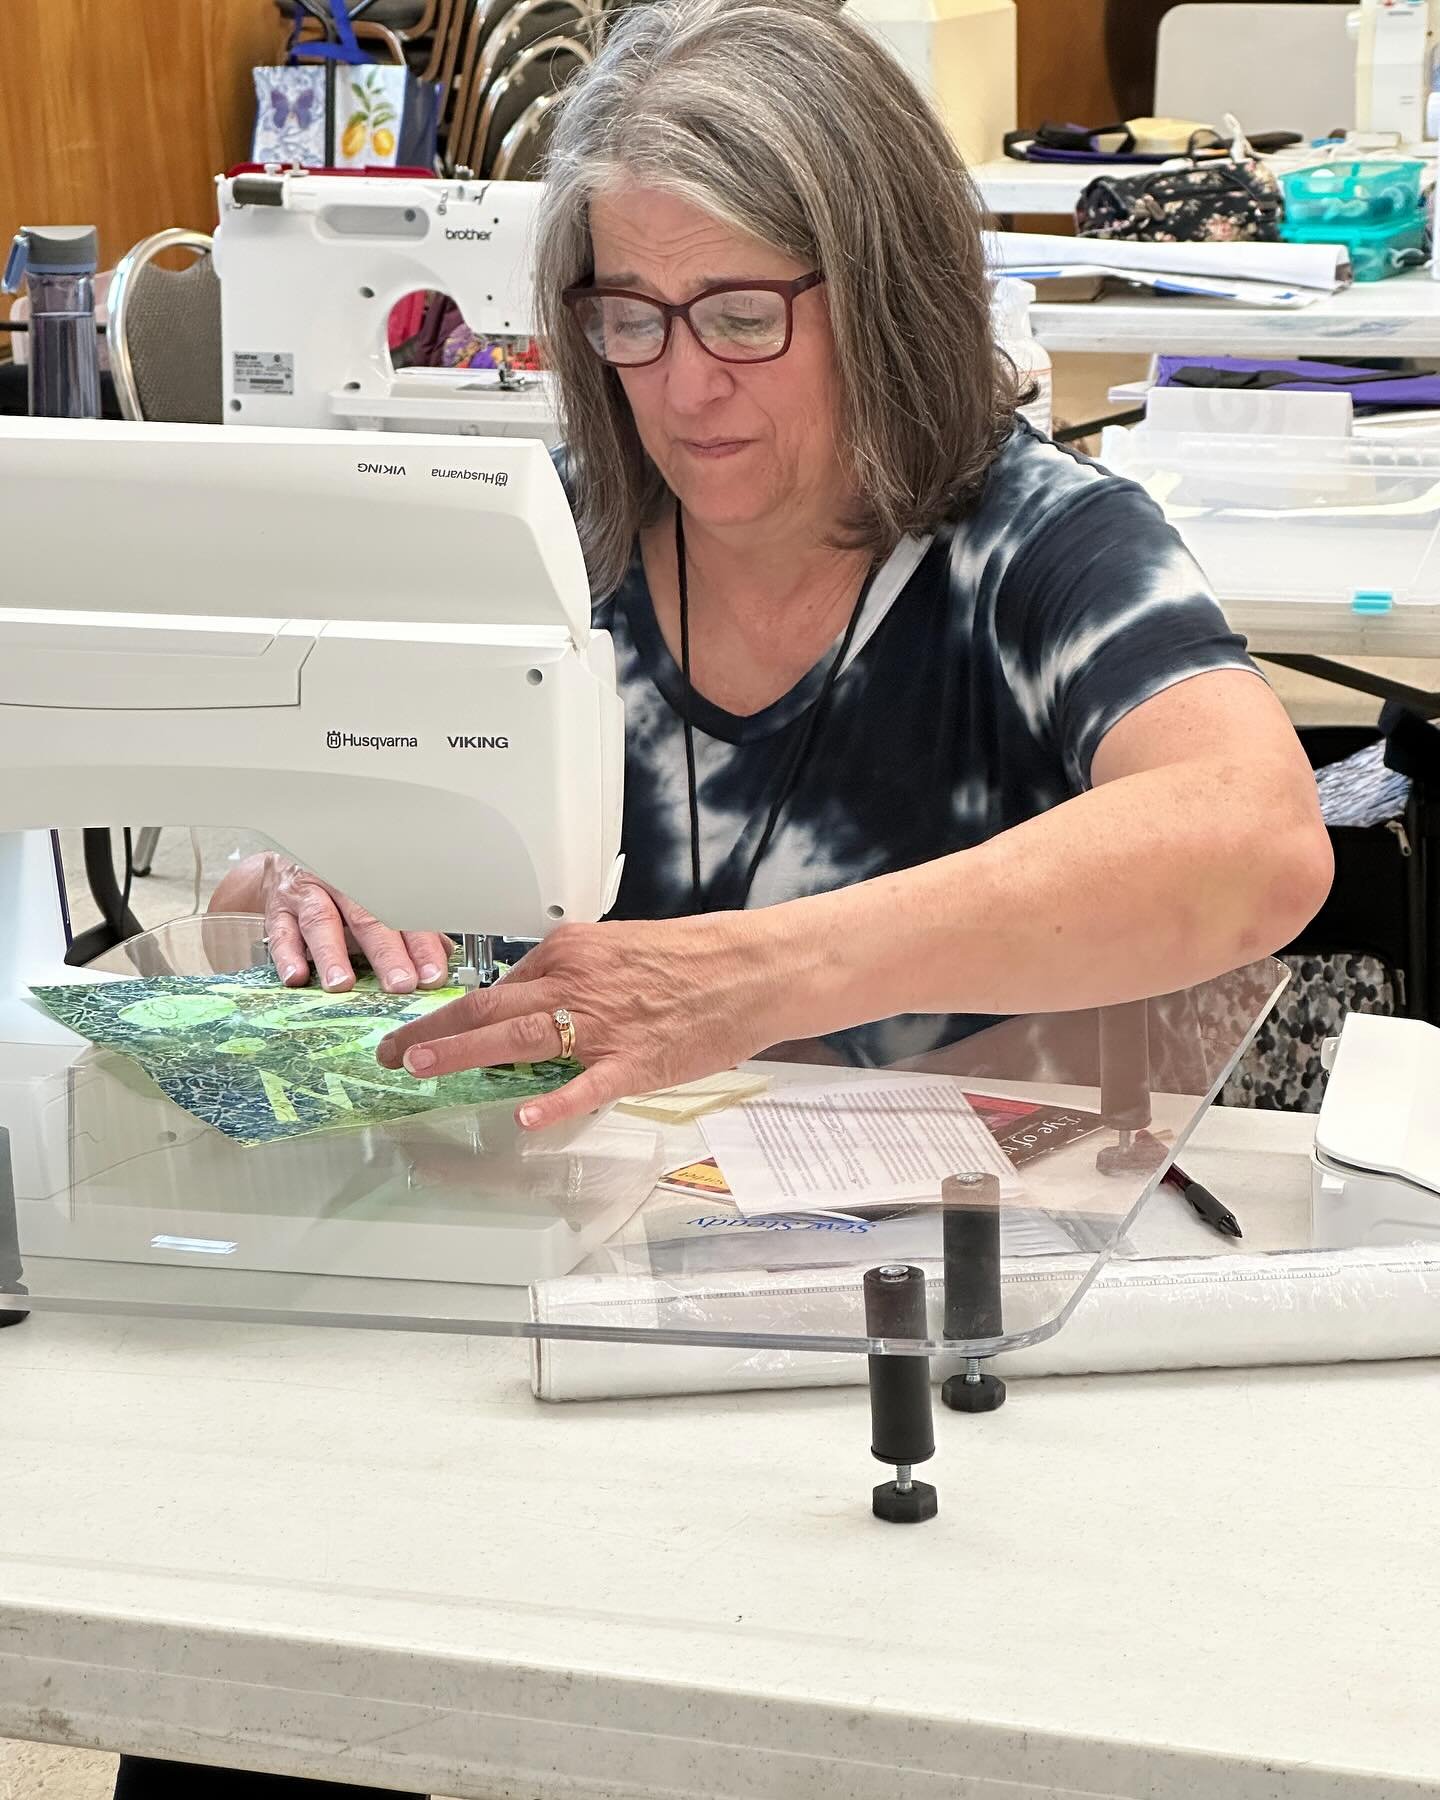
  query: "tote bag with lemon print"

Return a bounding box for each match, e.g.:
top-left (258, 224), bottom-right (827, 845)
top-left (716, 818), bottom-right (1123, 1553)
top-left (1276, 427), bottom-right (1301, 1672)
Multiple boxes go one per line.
top-left (251, 0), bottom-right (439, 171)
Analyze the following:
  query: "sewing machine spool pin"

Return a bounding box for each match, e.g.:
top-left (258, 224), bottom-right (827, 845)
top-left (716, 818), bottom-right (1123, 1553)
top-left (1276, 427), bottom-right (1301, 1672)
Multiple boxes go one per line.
top-left (939, 1171), bottom-right (1006, 1413)
top-left (864, 1263), bottom-right (938, 1523)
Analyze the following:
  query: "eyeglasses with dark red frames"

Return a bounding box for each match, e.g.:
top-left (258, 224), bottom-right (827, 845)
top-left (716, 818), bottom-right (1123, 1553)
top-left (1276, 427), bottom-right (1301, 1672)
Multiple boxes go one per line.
top-left (561, 271), bottom-right (826, 367)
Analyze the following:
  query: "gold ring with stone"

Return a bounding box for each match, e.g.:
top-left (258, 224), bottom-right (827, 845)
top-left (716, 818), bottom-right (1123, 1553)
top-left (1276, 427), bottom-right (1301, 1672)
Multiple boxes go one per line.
top-left (553, 1007), bottom-right (577, 1058)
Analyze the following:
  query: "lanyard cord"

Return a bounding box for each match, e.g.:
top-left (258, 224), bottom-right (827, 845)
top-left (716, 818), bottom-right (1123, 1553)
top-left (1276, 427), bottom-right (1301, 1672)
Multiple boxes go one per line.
top-left (675, 505), bottom-right (875, 915)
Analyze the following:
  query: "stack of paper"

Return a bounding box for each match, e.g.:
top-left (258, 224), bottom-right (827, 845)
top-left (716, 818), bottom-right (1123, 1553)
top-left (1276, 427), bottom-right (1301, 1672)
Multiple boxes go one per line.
top-left (988, 231), bottom-right (1349, 308)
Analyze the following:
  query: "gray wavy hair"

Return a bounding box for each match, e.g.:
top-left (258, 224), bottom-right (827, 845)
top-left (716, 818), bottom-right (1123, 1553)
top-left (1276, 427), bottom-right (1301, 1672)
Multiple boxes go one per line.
top-left (534, 0), bottom-right (1020, 597)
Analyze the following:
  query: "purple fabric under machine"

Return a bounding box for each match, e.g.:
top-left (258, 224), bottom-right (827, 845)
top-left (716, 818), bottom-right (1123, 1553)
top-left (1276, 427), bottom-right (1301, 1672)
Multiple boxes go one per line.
top-left (1157, 355), bottom-right (1440, 410)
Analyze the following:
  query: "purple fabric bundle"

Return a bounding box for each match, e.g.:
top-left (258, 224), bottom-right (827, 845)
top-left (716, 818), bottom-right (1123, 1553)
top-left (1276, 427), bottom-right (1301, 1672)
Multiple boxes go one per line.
top-left (1157, 354), bottom-right (1440, 410)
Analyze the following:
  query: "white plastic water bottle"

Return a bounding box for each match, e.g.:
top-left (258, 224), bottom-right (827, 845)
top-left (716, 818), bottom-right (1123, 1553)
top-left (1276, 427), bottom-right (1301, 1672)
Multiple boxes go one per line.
top-left (991, 276), bottom-right (1053, 435)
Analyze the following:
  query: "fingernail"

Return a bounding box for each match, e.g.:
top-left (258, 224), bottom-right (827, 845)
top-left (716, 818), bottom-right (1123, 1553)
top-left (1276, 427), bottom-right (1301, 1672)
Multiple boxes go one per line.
top-left (518, 1103), bottom-right (541, 1129)
top-left (375, 1037), bottom-right (399, 1068)
top-left (404, 1047), bottom-right (436, 1076)
top-left (325, 965), bottom-right (349, 990)
top-left (280, 963), bottom-right (304, 985)
top-left (418, 963), bottom-right (444, 986)
top-left (384, 970), bottom-right (417, 994)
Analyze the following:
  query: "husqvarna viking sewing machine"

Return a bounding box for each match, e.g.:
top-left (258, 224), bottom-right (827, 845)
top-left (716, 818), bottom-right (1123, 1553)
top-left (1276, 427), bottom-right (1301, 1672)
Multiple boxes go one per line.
top-left (0, 419), bottom-right (631, 1287)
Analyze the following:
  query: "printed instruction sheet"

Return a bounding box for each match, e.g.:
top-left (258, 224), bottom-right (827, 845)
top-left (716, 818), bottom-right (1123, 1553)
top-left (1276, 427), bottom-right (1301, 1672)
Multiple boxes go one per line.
top-left (700, 1074), bottom-right (1024, 1217)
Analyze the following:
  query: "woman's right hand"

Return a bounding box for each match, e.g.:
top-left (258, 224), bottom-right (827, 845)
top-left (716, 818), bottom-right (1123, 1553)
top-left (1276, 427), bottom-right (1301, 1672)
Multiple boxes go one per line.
top-left (215, 852), bottom-right (452, 995)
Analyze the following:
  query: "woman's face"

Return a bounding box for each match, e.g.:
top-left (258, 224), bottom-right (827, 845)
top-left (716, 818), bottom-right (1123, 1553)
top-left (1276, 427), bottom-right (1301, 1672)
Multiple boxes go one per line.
top-left (587, 185), bottom-right (846, 541)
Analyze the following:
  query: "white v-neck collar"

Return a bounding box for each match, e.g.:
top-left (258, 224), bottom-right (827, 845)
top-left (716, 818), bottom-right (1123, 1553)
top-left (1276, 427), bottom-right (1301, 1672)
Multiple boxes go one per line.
top-left (839, 531), bottom-right (935, 674)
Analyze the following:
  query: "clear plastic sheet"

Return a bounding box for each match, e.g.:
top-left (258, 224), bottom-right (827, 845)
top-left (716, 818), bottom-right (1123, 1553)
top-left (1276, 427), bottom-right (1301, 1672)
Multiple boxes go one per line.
top-left (2, 916), bottom-right (1287, 1357)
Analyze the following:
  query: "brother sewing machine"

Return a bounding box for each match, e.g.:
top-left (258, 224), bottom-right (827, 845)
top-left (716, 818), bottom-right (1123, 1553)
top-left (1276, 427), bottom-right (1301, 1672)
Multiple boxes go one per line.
top-left (214, 172), bottom-right (559, 441)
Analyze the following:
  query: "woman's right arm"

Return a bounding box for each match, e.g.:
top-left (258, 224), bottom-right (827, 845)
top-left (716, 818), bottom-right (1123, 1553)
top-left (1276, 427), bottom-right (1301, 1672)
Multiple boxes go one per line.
top-left (209, 852), bottom-right (452, 995)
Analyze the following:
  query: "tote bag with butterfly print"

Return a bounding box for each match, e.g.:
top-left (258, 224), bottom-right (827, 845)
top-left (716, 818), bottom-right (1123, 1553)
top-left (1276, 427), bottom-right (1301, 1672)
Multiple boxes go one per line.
top-left (252, 65), bottom-right (327, 166)
top-left (251, 2), bottom-right (438, 170)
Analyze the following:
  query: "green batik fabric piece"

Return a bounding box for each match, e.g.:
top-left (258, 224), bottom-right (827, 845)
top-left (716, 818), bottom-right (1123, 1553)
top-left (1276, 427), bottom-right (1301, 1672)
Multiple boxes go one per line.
top-left (31, 966), bottom-right (572, 1146)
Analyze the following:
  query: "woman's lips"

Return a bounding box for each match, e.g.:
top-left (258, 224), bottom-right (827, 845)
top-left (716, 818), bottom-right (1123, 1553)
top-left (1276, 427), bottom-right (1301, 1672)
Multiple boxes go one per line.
top-left (679, 438), bottom-right (750, 459)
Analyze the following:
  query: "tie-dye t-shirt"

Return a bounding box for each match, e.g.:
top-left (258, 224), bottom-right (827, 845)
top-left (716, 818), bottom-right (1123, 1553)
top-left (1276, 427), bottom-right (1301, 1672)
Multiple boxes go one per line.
top-left (585, 423), bottom-right (1256, 1064)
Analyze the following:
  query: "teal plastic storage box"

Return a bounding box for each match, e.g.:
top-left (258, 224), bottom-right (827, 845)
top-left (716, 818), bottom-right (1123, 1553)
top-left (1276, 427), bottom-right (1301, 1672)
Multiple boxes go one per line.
top-left (1280, 159), bottom-right (1430, 282)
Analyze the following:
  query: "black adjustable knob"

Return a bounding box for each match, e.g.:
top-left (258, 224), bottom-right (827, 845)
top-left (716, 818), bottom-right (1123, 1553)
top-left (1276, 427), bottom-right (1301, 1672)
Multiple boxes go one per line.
top-left (863, 1263), bottom-right (937, 1523)
top-left (939, 1171), bottom-right (1006, 1413)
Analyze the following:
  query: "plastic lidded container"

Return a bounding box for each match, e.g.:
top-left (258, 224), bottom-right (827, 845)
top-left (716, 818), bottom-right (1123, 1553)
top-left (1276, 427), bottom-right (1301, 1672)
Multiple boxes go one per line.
top-left (1098, 424), bottom-right (1440, 610)
top-left (1280, 159), bottom-right (1427, 227)
top-left (1, 225), bottom-right (101, 419)
top-left (1283, 211), bottom-right (1429, 282)
top-left (1279, 160), bottom-right (1429, 283)
top-left (991, 276), bottom-right (1053, 436)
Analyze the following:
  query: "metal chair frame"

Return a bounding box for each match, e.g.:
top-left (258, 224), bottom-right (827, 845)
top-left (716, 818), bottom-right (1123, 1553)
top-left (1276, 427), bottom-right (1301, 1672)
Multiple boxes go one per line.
top-left (106, 229), bottom-right (214, 424)
top-left (473, 33), bottom-right (590, 173)
top-left (454, 0), bottom-right (592, 169)
top-left (491, 87), bottom-right (563, 177)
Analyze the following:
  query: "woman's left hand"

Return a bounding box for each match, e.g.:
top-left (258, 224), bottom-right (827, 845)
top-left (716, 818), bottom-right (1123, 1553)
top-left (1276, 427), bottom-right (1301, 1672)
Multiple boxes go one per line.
top-left (374, 912), bottom-right (792, 1129)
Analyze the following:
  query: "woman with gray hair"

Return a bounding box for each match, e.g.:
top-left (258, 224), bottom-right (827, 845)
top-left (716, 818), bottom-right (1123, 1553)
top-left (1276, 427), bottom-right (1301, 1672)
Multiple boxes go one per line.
top-left (221, 0), bottom-right (1331, 1125)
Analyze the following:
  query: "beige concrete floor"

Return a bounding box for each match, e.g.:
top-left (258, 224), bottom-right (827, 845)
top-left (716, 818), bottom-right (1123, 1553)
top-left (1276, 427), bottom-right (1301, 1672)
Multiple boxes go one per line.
top-left (0, 1742), bottom-right (116, 1800)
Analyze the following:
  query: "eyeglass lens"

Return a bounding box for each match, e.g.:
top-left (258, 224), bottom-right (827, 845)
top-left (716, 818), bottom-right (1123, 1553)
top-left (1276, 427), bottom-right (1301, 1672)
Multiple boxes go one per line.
top-left (573, 288), bottom-right (791, 365)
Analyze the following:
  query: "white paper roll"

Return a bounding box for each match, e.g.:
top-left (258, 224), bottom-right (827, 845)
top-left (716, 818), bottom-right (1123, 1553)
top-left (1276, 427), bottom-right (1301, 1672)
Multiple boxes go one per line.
top-left (530, 1244), bottom-right (1440, 1402)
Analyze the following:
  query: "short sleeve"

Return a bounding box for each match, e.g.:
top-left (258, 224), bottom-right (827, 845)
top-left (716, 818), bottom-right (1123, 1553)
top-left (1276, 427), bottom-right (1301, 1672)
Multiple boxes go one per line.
top-left (549, 442), bottom-right (576, 504)
top-left (997, 473), bottom-right (1259, 791)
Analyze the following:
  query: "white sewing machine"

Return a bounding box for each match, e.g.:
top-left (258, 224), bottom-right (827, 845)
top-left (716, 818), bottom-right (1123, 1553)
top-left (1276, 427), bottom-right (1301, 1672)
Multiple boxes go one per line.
top-left (214, 172), bottom-right (559, 442)
top-left (0, 418), bottom-right (645, 1289)
top-left (1350, 0), bottom-right (1440, 141)
top-left (0, 416), bottom-right (622, 977)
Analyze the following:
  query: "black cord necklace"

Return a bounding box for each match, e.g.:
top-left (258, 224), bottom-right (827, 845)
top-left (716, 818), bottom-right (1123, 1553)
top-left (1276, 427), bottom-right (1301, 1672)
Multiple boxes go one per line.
top-left (675, 505), bottom-right (876, 915)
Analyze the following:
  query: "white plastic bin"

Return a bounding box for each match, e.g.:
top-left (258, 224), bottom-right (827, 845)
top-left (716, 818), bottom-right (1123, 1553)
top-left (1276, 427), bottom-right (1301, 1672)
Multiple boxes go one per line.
top-left (1100, 425), bottom-right (1440, 611)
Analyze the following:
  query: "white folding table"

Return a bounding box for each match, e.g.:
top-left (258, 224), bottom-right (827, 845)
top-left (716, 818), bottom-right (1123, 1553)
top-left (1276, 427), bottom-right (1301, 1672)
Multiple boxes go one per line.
top-left (3, 1110), bottom-right (1440, 1799)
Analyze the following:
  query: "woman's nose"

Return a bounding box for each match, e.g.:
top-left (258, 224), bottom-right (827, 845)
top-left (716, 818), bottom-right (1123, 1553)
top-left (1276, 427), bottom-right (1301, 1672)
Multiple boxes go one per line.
top-left (662, 319), bottom-right (735, 412)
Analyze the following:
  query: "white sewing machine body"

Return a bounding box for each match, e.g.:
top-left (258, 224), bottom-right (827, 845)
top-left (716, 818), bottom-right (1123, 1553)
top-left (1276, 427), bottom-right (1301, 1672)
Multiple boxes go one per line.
top-left (1350, 0), bottom-right (1440, 142)
top-left (0, 418), bottom-right (637, 1285)
top-left (0, 418), bottom-right (623, 967)
top-left (1312, 1012), bottom-right (1440, 1245)
top-left (214, 173), bottom-right (558, 442)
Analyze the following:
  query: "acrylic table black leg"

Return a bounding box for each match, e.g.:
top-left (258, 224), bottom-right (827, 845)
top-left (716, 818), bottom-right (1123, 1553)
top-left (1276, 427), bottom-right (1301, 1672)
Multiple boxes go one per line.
top-left (939, 1171), bottom-right (1006, 1413)
top-left (864, 1263), bottom-right (937, 1523)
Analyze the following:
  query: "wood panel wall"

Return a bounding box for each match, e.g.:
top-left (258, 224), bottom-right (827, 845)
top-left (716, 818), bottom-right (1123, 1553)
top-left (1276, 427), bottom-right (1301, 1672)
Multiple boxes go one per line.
top-left (1016, 0), bottom-right (1117, 131)
top-left (0, 0), bottom-right (281, 273)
